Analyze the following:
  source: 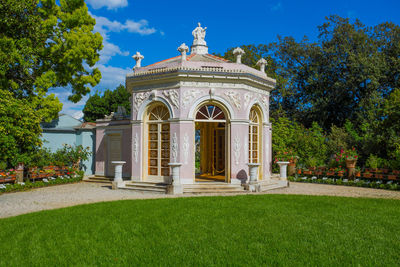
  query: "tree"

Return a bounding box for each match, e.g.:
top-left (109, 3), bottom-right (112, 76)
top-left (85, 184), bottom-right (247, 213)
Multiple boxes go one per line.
top-left (0, 0), bottom-right (103, 121)
top-left (83, 85), bottom-right (131, 122)
top-left (0, 0), bottom-right (102, 166)
top-left (271, 15), bottom-right (399, 130)
top-left (0, 90), bottom-right (42, 166)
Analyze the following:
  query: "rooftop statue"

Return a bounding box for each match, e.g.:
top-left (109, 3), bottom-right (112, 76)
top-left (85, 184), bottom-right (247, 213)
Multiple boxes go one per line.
top-left (192, 22), bottom-right (207, 46)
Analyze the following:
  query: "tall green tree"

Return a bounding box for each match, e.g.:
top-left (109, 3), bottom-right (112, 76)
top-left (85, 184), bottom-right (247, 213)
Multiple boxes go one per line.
top-left (0, 0), bottom-right (103, 165)
top-left (0, 90), bottom-right (42, 166)
top-left (83, 85), bottom-right (131, 122)
top-left (0, 0), bottom-right (103, 121)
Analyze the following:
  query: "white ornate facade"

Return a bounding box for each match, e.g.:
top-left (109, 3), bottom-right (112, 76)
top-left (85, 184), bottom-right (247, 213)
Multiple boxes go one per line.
top-left (95, 23), bottom-right (277, 191)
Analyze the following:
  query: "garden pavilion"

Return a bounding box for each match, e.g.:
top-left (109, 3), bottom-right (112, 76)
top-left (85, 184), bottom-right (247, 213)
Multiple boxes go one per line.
top-left (94, 23), bottom-right (286, 193)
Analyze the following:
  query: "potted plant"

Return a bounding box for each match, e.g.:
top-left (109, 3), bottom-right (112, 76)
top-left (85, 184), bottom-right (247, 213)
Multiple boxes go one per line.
top-left (275, 150), bottom-right (298, 176)
top-left (343, 147), bottom-right (358, 176)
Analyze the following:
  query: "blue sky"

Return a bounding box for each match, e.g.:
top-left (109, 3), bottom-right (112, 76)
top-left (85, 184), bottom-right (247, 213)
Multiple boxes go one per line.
top-left (58, 0), bottom-right (400, 119)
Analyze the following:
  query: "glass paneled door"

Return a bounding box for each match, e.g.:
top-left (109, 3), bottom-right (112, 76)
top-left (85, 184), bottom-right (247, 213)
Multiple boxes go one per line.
top-left (147, 105), bottom-right (170, 178)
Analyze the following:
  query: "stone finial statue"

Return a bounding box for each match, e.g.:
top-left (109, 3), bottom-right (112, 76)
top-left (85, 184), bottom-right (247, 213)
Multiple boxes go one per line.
top-left (233, 47), bottom-right (245, 64)
top-left (132, 52), bottom-right (144, 69)
top-left (256, 58), bottom-right (268, 73)
top-left (191, 23), bottom-right (208, 55)
top-left (178, 43), bottom-right (189, 62)
top-left (192, 22), bottom-right (207, 45)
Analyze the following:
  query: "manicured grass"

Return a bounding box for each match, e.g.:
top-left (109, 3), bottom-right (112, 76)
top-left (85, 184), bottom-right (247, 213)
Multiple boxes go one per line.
top-left (1, 195), bottom-right (399, 266)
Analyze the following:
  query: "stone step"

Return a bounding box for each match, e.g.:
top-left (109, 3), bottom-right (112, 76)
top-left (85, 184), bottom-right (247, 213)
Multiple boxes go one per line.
top-left (183, 183), bottom-right (245, 194)
top-left (120, 182), bottom-right (168, 193)
top-left (83, 176), bottom-right (113, 184)
top-left (260, 180), bottom-right (288, 191)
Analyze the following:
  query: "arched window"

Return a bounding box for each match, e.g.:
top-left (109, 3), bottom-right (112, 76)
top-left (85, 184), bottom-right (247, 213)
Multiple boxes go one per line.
top-left (196, 105), bottom-right (226, 121)
top-left (249, 107), bottom-right (261, 164)
top-left (147, 104), bottom-right (170, 177)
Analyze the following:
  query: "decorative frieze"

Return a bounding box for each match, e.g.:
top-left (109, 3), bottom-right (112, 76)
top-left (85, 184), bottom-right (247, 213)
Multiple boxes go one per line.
top-left (182, 89), bottom-right (201, 108)
top-left (133, 92), bottom-right (150, 112)
top-left (244, 93), bottom-right (252, 110)
top-left (163, 89), bottom-right (180, 109)
top-left (225, 91), bottom-right (241, 110)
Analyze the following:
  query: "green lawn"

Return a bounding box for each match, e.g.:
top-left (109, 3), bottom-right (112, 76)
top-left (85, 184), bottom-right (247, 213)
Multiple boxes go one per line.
top-left (1, 195), bottom-right (399, 266)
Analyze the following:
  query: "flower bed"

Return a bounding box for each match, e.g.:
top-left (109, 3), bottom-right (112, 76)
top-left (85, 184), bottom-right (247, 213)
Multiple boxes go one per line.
top-left (288, 176), bottom-right (400, 191)
top-left (0, 171), bottom-right (84, 194)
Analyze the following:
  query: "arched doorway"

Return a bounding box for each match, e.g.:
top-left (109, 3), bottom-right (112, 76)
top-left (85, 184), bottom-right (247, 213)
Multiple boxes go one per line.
top-left (194, 103), bottom-right (229, 182)
top-left (145, 103), bottom-right (171, 181)
top-left (249, 105), bottom-right (263, 180)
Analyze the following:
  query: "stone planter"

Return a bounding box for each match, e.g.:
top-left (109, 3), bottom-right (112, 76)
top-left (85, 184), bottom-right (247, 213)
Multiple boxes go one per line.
top-left (167, 163), bottom-right (183, 195)
top-left (247, 163), bottom-right (260, 192)
top-left (276, 161), bottom-right (290, 180)
top-left (111, 161), bottom-right (126, 189)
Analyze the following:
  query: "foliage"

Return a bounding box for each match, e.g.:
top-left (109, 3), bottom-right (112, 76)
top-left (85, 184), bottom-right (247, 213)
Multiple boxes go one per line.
top-left (270, 15), bottom-right (400, 130)
top-left (0, 90), bottom-right (42, 167)
top-left (0, 0), bottom-right (102, 103)
top-left (365, 154), bottom-right (382, 169)
top-left (0, 171), bottom-right (83, 195)
top-left (326, 124), bottom-right (355, 157)
top-left (53, 144), bottom-right (91, 168)
top-left (274, 150), bottom-right (298, 163)
top-left (1, 195), bottom-right (400, 266)
top-left (289, 176), bottom-right (400, 191)
top-left (271, 117), bottom-right (327, 167)
top-left (83, 84), bottom-right (131, 122)
top-left (333, 147), bottom-right (358, 166)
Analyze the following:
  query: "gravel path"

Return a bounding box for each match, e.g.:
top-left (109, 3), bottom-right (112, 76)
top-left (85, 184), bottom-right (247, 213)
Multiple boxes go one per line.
top-left (1, 181), bottom-right (399, 219)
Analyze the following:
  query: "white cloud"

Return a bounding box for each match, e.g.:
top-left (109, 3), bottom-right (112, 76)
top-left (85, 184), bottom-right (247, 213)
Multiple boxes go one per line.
top-left (86, 0), bottom-right (128, 10)
top-left (90, 13), bottom-right (156, 64)
top-left (99, 41), bottom-right (130, 64)
top-left (95, 64), bottom-right (131, 90)
top-left (72, 111), bottom-right (84, 120)
top-left (92, 14), bottom-right (156, 36)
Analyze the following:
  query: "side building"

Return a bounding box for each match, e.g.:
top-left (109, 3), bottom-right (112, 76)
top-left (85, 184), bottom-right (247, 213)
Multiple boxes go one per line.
top-left (41, 114), bottom-right (96, 175)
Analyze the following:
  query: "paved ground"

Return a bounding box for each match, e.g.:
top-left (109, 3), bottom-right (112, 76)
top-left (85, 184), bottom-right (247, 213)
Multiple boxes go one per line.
top-left (1, 181), bottom-right (399, 218)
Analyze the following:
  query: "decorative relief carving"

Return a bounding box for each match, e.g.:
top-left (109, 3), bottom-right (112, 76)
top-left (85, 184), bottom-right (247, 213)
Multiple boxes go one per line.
top-left (133, 92), bottom-right (150, 112)
top-left (234, 135), bottom-right (241, 165)
top-left (225, 91), bottom-right (241, 110)
top-left (182, 89), bottom-right (201, 108)
top-left (183, 133), bottom-right (189, 165)
top-left (133, 133), bottom-right (139, 163)
top-left (163, 89), bottom-right (179, 109)
top-left (171, 132), bottom-right (178, 163)
top-left (244, 135), bottom-right (248, 163)
top-left (260, 94), bottom-right (269, 110)
top-left (244, 93), bottom-right (252, 109)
